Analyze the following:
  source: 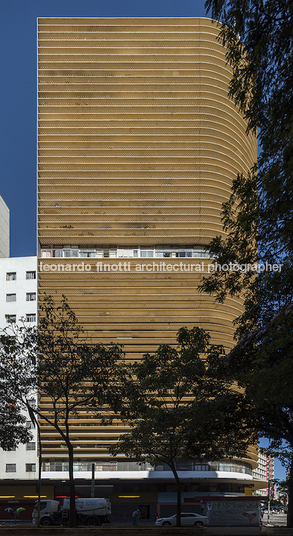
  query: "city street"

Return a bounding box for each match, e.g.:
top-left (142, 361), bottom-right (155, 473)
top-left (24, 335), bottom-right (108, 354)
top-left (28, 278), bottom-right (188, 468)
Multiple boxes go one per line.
top-left (262, 513), bottom-right (287, 527)
top-left (0, 514), bottom-right (288, 532)
top-left (0, 512), bottom-right (288, 535)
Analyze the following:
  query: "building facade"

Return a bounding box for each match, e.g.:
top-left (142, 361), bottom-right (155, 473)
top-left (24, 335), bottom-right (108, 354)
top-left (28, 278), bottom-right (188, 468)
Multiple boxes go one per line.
top-left (0, 195), bottom-right (9, 258)
top-left (37, 17), bottom-right (261, 515)
top-left (253, 450), bottom-right (275, 498)
top-left (0, 256), bottom-right (39, 517)
top-left (0, 256), bottom-right (38, 480)
top-left (0, 256), bottom-right (37, 330)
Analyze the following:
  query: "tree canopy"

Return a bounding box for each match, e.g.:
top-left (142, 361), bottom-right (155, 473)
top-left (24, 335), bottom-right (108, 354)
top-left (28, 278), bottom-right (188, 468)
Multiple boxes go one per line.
top-left (203, 0), bottom-right (293, 334)
top-left (112, 327), bottom-right (256, 526)
top-left (202, 0), bottom-right (293, 526)
top-left (205, 0), bottom-right (293, 260)
top-left (0, 295), bottom-right (124, 527)
top-left (37, 295), bottom-right (125, 526)
top-left (0, 322), bottom-right (36, 450)
top-left (0, 401), bottom-right (32, 451)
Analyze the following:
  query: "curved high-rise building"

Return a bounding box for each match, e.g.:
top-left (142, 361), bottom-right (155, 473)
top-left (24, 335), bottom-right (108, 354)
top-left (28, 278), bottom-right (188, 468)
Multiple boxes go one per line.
top-left (38, 17), bottom-right (262, 518)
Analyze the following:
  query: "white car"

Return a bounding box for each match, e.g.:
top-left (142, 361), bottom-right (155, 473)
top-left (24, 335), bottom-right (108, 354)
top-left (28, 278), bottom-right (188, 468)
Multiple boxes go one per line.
top-left (155, 512), bottom-right (208, 526)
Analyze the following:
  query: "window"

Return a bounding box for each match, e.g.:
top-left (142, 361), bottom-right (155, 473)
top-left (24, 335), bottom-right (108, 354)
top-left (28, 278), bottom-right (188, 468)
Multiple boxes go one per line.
top-left (26, 314), bottom-right (36, 323)
top-left (79, 250), bottom-right (97, 258)
top-left (6, 272), bottom-right (16, 281)
top-left (26, 271), bottom-right (36, 280)
top-left (140, 246), bottom-right (154, 258)
top-left (39, 502), bottom-right (50, 511)
top-left (26, 292), bottom-right (36, 301)
top-left (41, 248), bottom-right (63, 258)
top-left (5, 314), bottom-right (16, 323)
top-left (28, 398), bottom-right (36, 409)
top-left (193, 246), bottom-right (210, 258)
top-left (194, 464), bottom-right (209, 471)
top-left (117, 247), bottom-right (139, 258)
top-left (63, 248), bottom-right (79, 258)
top-left (5, 444), bottom-right (16, 451)
top-left (26, 442), bottom-right (36, 451)
top-left (6, 464), bottom-right (16, 473)
top-left (26, 463), bottom-right (36, 472)
top-left (155, 246), bottom-right (193, 258)
top-left (26, 421), bottom-right (35, 430)
top-left (41, 249), bottom-right (52, 258)
top-left (6, 294), bottom-right (16, 302)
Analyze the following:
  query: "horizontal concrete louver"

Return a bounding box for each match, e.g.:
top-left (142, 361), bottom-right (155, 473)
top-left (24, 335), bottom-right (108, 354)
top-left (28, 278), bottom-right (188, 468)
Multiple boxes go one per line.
top-left (38, 17), bottom-right (256, 246)
top-left (38, 18), bottom-right (257, 462)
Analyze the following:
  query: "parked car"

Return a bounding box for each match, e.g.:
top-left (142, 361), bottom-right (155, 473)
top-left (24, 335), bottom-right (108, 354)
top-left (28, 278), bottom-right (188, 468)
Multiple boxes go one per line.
top-left (155, 512), bottom-right (208, 526)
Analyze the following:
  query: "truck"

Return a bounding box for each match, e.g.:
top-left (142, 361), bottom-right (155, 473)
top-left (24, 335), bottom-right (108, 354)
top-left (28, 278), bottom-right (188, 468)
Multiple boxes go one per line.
top-left (32, 497), bottom-right (111, 526)
top-left (207, 499), bottom-right (260, 527)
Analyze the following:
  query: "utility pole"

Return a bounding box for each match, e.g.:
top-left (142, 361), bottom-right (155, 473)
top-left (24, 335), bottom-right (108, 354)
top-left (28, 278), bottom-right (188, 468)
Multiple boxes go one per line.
top-left (91, 463), bottom-right (95, 498)
top-left (267, 448), bottom-right (271, 525)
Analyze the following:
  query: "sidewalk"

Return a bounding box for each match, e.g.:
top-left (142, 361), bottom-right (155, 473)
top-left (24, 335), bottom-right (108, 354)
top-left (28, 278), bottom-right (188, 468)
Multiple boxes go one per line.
top-left (0, 523), bottom-right (262, 535)
top-left (0, 519), bottom-right (288, 536)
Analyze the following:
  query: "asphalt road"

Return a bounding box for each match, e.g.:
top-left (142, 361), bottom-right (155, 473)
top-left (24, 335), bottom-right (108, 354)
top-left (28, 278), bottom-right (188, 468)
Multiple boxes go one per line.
top-left (262, 513), bottom-right (287, 526)
top-left (0, 513), bottom-right (288, 534)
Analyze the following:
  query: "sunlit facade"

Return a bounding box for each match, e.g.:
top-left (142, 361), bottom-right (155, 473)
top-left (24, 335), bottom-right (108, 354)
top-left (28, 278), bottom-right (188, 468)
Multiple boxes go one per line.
top-left (37, 17), bottom-right (261, 517)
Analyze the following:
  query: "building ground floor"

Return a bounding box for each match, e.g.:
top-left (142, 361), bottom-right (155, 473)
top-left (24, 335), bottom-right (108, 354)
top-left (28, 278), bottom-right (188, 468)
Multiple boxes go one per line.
top-left (0, 469), bottom-right (267, 523)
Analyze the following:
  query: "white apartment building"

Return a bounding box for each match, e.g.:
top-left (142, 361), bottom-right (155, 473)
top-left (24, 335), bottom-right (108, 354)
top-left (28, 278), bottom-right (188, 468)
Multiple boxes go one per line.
top-left (253, 450), bottom-right (275, 498)
top-left (0, 195), bottom-right (9, 258)
top-left (0, 256), bottom-right (38, 481)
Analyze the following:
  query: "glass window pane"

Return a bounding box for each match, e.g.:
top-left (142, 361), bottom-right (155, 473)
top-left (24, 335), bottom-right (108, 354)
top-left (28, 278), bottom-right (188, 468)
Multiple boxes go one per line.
top-left (6, 464), bottom-right (16, 472)
top-left (6, 294), bottom-right (16, 302)
top-left (26, 271), bottom-right (36, 280)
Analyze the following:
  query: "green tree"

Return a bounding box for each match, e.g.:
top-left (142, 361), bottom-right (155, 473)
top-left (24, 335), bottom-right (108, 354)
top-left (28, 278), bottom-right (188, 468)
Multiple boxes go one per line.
top-left (0, 323), bottom-right (36, 450)
top-left (203, 0), bottom-right (293, 337)
top-left (0, 401), bottom-right (32, 451)
top-left (38, 295), bottom-right (124, 526)
top-left (0, 296), bottom-right (124, 527)
top-left (0, 322), bottom-right (43, 526)
top-left (201, 0), bottom-right (293, 526)
top-left (205, 0), bottom-right (293, 261)
top-left (215, 305), bottom-right (293, 525)
top-left (112, 327), bottom-right (256, 527)
top-left (278, 478), bottom-right (289, 510)
top-left (200, 181), bottom-right (293, 524)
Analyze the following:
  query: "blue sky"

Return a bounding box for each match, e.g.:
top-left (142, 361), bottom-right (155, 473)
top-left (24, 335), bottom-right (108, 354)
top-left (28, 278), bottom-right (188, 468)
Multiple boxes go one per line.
top-left (0, 0), bottom-right (207, 258)
top-left (0, 0), bottom-right (286, 484)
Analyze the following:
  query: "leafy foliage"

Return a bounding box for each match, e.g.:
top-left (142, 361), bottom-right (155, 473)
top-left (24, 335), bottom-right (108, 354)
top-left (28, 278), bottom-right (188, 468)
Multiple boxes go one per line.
top-left (204, 0), bottom-right (293, 271)
top-left (0, 295), bottom-right (124, 527)
top-left (226, 304), bottom-right (293, 449)
top-left (200, 170), bottom-right (259, 339)
top-left (36, 295), bottom-right (124, 526)
top-left (38, 295), bottom-right (124, 425)
top-left (0, 403), bottom-right (31, 451)
top-left (202, 0), bottom-right (293, 526)
top-left (0, 323), bottom-right (37, 450)
top-left (205, 0), bottom-right (293, 251)
top-left (112, 327), bottom-right (256, 525)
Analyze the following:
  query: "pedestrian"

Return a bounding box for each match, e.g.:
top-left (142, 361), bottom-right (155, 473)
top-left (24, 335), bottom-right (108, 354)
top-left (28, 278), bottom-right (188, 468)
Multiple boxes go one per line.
top-left (132, 508), bottom-right (140, 525)
top-left (154, 511), bottom-right (159, 522)
top-left (5, 508), bottom-right (16, 523)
